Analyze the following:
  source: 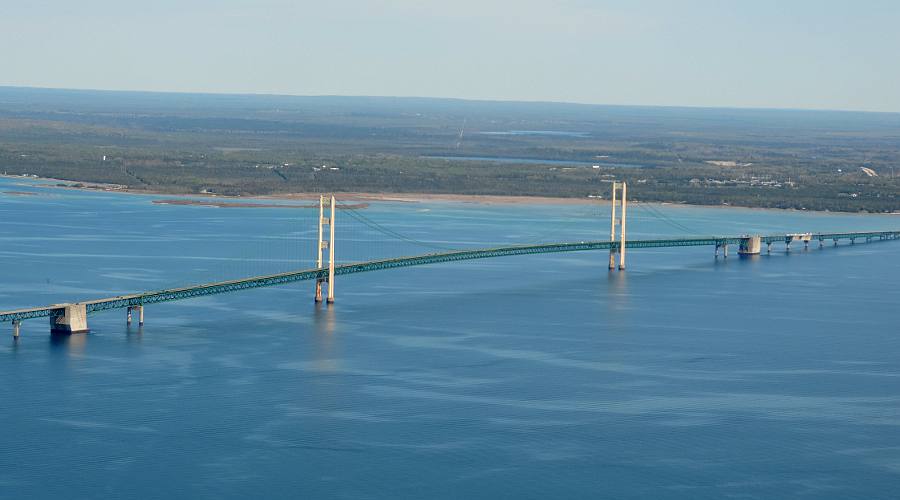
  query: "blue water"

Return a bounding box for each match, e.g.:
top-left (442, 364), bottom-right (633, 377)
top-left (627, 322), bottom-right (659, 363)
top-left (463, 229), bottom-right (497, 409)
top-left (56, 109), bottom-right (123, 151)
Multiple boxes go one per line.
top-left (2, 177), bottom-right (900, 499)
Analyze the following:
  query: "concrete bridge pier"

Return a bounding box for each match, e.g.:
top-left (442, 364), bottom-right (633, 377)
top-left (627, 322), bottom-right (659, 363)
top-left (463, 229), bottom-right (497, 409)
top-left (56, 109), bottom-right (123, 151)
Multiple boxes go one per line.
top-left (127, 306), bottom-right (144, 326)
top-left (766, 242), bottom-right (772, 254)
top-left (715, 241), bottom-right (725, 258)
top-left (834, 239), bottom-right (838, 246)
top-left (50, 304), bottom-right (89, 335)
top-left (13, 320), bottom-right (20, 339)
top-left (804, 240), bottom-right (809, 251)
top-left (819, 238), bottom-right (824, 249)
top-left (739, 236), bottom-right (761, 256)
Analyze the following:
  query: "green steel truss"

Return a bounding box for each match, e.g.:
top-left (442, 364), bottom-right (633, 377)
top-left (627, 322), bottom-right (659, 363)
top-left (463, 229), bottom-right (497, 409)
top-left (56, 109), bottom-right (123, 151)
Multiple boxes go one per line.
top-left (2, 231), bottom-right (899, 323)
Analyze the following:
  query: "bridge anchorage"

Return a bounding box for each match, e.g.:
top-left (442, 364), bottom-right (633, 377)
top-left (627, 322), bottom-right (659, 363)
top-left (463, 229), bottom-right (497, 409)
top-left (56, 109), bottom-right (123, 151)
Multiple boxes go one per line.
top-left (2, 186), bottom-right (900, 338)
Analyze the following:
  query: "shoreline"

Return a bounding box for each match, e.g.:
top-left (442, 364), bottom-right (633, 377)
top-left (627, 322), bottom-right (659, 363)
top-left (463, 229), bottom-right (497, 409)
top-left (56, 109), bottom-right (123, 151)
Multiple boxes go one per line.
top-left (2, 174), bottom-right (898, 216)
top-left (0, 174), bottom-right (614, 206)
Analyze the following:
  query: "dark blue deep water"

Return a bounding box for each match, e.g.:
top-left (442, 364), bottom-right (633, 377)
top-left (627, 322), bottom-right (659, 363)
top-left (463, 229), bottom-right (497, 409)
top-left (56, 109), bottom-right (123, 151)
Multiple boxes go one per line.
top-left (2, 177), bottom-right (900, 499)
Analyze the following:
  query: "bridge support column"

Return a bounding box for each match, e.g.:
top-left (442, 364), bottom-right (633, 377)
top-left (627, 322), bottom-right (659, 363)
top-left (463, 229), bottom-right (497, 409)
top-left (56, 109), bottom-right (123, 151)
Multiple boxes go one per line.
top-left (315, 195), bottom-right (337, 303)
top-left (50, 304), bottom-right (89, 335)
top-left (609, 182), bottom-right (618, 269)
top-left (327, 195), bottom-right (336, 304)
top-left (766, 242), bottom-right (772, 254)
top-left (739, 236), bottom-right (761, 256)
top-left (608, 182), bottom-right (626, 270)
top-left (13, 320), bottom-right (20, 339)
top-left (618, 182), bottom-right (627, 271)
top-left (819, 239), bottom-right (824, 249)
top-left (804, 240), bottom-right (809, 250)
top-left (126, 306), bottom-right (143, 326)
top-left (723, 242), bottom-right (728, 258)
top-left (834, 239), bottom-right (838, 246)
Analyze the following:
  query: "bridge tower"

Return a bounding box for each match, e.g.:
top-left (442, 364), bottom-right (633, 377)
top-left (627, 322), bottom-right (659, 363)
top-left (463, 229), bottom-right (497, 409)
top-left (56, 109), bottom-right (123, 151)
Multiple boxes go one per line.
top-left (315, 195), bottom-right (337, 304)
top-left (608, 182), bottom-right (628, 270)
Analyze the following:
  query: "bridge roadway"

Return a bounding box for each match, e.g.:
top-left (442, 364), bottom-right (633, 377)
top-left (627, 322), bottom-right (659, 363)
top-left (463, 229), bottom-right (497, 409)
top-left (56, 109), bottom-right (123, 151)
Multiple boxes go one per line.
top-left (1, 231), bottom-right (899, 324)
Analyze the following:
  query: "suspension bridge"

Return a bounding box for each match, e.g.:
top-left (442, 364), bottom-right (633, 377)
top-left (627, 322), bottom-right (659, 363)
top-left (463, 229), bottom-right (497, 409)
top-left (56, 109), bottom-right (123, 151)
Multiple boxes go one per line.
top-left (2, 185), bottom-right (899, 337)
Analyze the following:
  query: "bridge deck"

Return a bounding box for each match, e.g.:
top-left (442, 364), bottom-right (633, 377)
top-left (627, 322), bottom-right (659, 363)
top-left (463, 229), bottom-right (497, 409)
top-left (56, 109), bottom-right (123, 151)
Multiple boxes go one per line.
top-left (2, 231), bottom-right (898, 323)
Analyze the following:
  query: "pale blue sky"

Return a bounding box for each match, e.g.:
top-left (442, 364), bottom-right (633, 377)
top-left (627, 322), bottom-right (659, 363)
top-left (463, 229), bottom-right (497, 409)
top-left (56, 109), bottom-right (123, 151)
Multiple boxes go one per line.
top-left (2, 0), bottom-right (899, 112)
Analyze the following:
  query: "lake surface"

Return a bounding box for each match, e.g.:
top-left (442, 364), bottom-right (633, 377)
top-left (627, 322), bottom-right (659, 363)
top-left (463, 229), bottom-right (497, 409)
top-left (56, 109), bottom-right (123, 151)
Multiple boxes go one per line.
top-left (2, 176), bottom-right (900, 499)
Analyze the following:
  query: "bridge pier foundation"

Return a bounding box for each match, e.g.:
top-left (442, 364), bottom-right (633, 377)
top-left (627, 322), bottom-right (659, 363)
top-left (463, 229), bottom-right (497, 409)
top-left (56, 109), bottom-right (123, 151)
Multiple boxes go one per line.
top-left (126, 306), bottom-right (143, 325)
top-left (13, 320), bottom-right (20, 339)
top-left (767, 242), bottom-right (772, 254)
top-left (819, 239), bottom-right (824, 249)
top-left (50, 304), bottom-right (89, 335)
top-left (314, 280), bottom-right (324, 303)
top-left (739, 236), bottom-right (761, 256)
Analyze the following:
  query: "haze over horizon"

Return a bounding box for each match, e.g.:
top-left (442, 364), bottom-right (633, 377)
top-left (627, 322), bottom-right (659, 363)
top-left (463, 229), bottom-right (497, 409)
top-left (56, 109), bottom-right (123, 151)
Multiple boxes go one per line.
top-left (3, 0), bottom-right (899, 113)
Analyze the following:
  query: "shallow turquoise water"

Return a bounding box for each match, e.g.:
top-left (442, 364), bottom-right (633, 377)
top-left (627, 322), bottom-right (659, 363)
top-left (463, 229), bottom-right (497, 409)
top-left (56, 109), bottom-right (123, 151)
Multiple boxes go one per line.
top-left (2, 177), bottom-right (900, 499)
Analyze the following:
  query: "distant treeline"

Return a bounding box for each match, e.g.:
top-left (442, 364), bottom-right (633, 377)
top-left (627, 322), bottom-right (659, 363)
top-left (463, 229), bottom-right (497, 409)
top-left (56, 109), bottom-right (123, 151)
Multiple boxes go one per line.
top-left (1, 87), bottom-right (899, 212)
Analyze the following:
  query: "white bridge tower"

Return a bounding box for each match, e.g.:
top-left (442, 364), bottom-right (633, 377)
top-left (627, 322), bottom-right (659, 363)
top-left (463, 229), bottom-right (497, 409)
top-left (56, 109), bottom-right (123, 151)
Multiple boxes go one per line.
top-left (608, 182), bottom-right (627, 270)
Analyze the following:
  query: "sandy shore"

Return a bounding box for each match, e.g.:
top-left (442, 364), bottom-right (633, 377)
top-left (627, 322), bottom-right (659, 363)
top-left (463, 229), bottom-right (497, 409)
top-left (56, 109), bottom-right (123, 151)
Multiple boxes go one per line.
top-left (152, 199), bottom-right (369, 209)
top-left (4, 174), bottom-right (897, 214)
top-left (263, 192), bottom-right (606, 206)
top-left (1, 174), bottom-right (608, 206)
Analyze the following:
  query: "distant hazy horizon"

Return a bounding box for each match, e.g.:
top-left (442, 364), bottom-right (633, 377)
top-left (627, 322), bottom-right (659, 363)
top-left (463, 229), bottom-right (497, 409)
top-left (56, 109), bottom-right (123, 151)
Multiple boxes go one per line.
top-left (5, 84), bottom-right (900, 117)
top-left (3, 1), bottom-right (899, 113)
